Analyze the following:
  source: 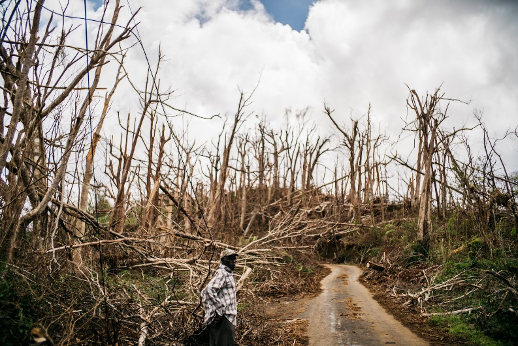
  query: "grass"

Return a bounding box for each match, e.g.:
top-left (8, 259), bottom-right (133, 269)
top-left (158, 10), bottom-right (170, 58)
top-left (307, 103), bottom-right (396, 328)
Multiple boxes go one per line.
top-left (105, 269), bottom-right (189, 304)
top-left (284, 253), bottom-right (314, 273)
top-left (429, 315), bottom-right (504, 346)
top-left (237, 302), bottom-right (250, 311)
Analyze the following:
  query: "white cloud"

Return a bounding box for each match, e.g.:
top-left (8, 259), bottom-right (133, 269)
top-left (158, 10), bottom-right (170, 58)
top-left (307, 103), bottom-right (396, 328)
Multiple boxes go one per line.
top-left (93, 0), bottom-right (517, 170)
top-left (304, 0), bottom-right (518, 164)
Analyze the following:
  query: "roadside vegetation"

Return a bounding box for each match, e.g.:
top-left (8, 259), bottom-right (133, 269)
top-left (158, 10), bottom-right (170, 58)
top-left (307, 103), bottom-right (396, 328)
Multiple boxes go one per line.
top-left (352, 204), bottom-right (517, 345)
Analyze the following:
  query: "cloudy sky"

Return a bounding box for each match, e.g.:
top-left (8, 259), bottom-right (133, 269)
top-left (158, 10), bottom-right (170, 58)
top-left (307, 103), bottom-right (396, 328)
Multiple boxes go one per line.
top-left (57, 0), bottom-right (518, 172)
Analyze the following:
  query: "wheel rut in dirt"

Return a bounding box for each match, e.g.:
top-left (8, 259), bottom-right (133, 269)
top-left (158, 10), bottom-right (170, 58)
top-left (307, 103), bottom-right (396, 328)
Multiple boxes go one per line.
top-left (299, 264), bottom-right (429, 346)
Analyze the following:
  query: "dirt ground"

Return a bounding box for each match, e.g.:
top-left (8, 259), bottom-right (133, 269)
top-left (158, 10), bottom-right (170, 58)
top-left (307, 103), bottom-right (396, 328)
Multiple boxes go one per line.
top-left (256, 263), bottom-right (470, 346)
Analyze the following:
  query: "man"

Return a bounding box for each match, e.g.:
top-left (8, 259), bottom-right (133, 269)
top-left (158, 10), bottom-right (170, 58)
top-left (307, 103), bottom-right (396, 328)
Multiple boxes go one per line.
top-left (201, 249), bottom-right (238, 346)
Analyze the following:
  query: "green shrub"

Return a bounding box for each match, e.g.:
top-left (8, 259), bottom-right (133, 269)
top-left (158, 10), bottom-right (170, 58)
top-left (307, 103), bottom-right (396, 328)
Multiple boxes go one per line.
top-left (445, 315), bottom-right (503, 346)
top-left (0, 264), bottom-right (40, 345)
top-left (467, 237), bottom-right (484, 259)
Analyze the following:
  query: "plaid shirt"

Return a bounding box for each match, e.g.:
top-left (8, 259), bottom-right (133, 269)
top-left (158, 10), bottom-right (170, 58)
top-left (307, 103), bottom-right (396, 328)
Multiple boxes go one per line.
top-left (201, 264), bottom-right (237, 326)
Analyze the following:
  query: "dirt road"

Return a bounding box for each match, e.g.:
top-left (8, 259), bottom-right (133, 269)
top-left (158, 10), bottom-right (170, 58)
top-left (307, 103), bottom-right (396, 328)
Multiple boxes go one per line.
top-left (298, 264), bottom-right (429, 346)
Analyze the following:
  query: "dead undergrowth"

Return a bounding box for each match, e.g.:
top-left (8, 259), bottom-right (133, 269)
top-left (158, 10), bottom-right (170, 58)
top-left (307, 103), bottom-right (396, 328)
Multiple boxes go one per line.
top-left (360, 264), bottom-right (470, 345)
top-left (359, 251), bottom-right (517, 345)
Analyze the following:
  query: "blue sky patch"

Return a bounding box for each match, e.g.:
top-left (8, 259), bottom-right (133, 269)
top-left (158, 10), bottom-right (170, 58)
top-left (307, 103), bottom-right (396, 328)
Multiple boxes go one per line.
top-left (91, 1), bottom-right (315, 31)
top-left (240, 0), bottom-right (316, 31)
top-left (91, 0), bottom-right (104, 11)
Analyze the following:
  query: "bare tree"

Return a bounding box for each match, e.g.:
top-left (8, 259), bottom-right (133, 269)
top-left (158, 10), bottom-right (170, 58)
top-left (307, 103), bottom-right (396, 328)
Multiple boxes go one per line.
top-left (0, 0), bottom-right (135, 261)
top-left (207, 90), bottom-right (254, 230)
top-left (405, 86), bottom-right (452, 251)
top-left (109, 57), bottom-right (172, 236)
top-left (265, 127), bottom-right (287, 199)
top-left (237, 134), bottom-right (250, 232)
top-left (73, 60), bottom-right (127, 266)
top-left (325, 104), bottom-right (360, 221)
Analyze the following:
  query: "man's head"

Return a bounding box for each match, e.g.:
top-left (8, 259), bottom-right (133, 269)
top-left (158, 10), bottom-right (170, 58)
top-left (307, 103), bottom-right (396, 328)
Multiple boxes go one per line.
top-left (220, 249), bottom-right (238, 271)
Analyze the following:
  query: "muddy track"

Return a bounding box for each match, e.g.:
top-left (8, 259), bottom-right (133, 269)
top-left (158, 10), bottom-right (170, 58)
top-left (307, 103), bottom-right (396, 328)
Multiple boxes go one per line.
top-left (298, 264), bottom-right (429, 346)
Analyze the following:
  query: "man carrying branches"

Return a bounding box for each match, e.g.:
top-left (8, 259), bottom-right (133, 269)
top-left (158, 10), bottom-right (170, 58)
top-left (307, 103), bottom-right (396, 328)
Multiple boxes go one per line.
top-left (201, 249), bottom-right (239, 345)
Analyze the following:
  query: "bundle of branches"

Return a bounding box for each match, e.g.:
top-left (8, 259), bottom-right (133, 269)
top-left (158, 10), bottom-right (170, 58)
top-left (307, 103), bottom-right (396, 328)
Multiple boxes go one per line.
top-left (362, 260), bottom-right (518, 344)
top-left (1, 194), bottom-right (339, 345)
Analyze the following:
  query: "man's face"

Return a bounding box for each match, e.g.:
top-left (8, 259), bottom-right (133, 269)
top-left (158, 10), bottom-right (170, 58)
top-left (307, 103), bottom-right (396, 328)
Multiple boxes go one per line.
top-left (221, 255), bottom-right (237, 271)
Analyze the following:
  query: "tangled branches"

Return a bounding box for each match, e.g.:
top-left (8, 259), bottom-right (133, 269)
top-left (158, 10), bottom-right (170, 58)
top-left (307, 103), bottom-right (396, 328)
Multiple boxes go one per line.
top-left (362, 260), bottom-right (517, 343)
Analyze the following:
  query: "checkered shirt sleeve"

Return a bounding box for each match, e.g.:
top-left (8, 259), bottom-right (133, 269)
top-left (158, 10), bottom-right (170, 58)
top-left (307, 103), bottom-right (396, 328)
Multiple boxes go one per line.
top-left (201, 264), bottom-right (238, 326)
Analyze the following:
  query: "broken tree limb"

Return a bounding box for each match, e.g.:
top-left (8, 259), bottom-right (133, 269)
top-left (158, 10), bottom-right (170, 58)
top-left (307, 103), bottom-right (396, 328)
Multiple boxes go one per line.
top-left (367, 261), bottom-right (385, 272)
top-left (46, 237), bottom-right (161, 252)
top-left (242, 210), bottom-right (258, 237)
top-left (422, 306), bottom-right (482, 317)
top-left (159, 184), bottom-right (201, 236)
top-left (237, 266), bottom-right (252, 292)
top-left (486, 270), bottom-right (518, 296)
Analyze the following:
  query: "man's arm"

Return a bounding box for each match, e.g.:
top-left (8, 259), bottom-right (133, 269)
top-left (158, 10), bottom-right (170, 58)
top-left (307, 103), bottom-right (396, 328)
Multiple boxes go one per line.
top-left (203, 269), bottom-right (226, 316)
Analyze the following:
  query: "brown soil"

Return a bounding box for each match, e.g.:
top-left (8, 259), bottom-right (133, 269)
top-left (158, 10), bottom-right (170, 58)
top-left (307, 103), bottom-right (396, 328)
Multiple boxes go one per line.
top-left (236, 263), bottom-right (330, 345)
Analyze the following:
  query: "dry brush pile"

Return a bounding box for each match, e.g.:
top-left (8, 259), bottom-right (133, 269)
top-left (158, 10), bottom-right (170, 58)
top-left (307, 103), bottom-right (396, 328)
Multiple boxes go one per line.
top-left (1, 194), bottom-right (342, 345)
top-left (358, 217), bottom-right (518, 345)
